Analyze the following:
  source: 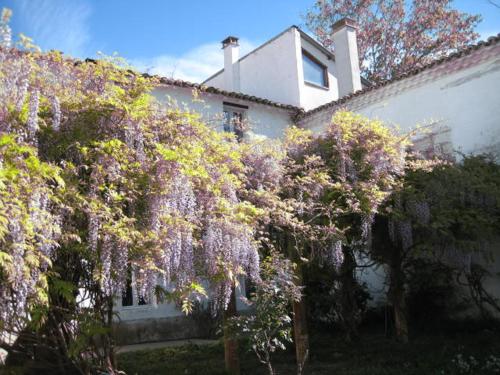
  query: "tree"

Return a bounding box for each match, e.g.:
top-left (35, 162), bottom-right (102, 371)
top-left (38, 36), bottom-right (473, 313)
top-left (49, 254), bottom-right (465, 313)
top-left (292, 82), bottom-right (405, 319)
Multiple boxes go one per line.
top-left (274, 112), bottom-right (406, 347)
top-left (0, 134), bottom-right (63, 339)
top-left (0, 21), bottom-right (263, 373)
top-left (236, 112), bottom-right (404, 370)
top-left (236, 138), bottom-right (307, 372)
top-left (372, 154), bottom-right (500, 342)
top-left (306, 0), bottom-right (481, 83)
top-left (227, 254), bottom-right (301, 375)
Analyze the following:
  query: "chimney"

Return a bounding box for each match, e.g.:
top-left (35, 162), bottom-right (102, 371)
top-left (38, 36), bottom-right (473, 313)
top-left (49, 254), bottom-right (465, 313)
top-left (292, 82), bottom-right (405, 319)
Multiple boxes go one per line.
top-left (332, 18), bottom-right (362, 97)
top-left (222, 36), bottom-right (240, 92)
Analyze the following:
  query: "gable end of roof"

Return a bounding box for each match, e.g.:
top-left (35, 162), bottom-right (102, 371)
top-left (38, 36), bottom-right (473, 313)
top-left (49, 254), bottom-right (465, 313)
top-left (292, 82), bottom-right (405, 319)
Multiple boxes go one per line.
top-left (202, 25), bottom-right (336, 85)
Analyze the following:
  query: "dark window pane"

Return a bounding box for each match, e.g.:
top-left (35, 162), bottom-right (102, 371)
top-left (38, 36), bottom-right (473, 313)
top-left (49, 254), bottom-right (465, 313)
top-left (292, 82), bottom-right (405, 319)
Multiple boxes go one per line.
top-left (222, 108), bottom-right (245, 141)
top-left (303, 53), bottom-right (326, 86)
top-left (232, 112), bottom-right (244, 140)
top-left (121, 269), bottom-right (133, 306)
top-left (223, 110), bottom-right (231, 132)
top-left (245, 278), bottom-right (256, 299)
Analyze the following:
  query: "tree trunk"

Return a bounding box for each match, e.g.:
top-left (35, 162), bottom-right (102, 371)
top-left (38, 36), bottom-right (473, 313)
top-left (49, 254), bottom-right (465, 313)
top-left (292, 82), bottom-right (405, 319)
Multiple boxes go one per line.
top-left (223, 286), bottom-right (240, 375)
top-left (293, 264), bottom-right (309, 373)
top-left (265, 352), bottom-right (274, 375)
top-left (339, 247), bottom-right (360, 342)
top-left (389, 251), bottom-right (408, 343)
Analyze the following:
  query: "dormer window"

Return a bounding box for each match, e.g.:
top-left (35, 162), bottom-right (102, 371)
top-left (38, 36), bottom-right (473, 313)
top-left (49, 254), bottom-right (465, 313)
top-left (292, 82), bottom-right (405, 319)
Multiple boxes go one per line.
top-left (302, 49), bottom-right (328, 88)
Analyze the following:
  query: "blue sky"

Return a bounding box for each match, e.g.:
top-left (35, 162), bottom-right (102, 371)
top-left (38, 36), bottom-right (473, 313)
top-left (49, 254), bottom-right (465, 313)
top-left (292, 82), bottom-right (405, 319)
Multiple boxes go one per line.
top-left (3, 0), bottom-right (500, 82)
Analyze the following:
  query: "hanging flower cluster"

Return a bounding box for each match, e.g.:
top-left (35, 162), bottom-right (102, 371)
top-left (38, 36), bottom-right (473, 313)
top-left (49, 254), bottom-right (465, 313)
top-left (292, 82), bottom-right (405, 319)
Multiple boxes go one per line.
top-left (0, 134), bottom-right (62, 332)
top-left (281, 111), bottom-right (407, 267)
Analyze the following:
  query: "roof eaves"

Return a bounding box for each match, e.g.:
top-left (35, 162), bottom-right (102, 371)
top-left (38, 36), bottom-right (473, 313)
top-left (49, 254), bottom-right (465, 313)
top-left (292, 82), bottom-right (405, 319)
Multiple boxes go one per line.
top-left (154, 75), bottom-right (302, 112)
top-left (295, 27), bottom-right (336, 61)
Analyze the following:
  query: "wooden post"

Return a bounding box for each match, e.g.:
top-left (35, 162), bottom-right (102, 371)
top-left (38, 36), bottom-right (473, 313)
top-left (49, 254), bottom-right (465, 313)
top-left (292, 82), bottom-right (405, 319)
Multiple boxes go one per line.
top-left (339, 248), bottom-right (360, 342)
top-left (389, 254), bottom-right (409, 343)
top-left (293, 263), bottom-right (309, 372)
top-left (284, 234), bottom-right (310, 372)
top-left (223, 285), bottom-right (240, 375)
top-left (293, 299), bottom-right (309, 371)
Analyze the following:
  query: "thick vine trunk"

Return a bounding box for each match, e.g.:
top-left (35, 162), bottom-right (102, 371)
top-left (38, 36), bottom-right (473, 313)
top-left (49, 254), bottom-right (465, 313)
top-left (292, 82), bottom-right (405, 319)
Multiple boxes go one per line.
top-left (105, 296), bottom-right (117, 372)
top-left (223, 286), bottom-right (240, 375)
top-left (265, 354), bottom-right (274, 375)
top-left (283, 234), bottom-right (309, 372)
top-left (339, 248), bottom-right (360, 342)
top-left (389, 251), bottom-right (408, 343)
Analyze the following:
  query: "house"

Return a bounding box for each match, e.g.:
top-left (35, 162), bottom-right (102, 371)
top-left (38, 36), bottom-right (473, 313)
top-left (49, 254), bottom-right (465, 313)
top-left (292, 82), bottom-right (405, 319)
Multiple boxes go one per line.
top-left (202, 21), bottom-right (369, 110)
top-left (114, 18), bottom-right (500, 345)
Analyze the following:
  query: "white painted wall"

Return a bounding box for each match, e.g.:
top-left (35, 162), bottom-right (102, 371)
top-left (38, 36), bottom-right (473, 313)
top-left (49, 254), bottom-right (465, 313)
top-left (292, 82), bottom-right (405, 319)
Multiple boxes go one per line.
top-left (223, 41), bottom-right (240, 92)
top-left (115, 280), bottom-right (250, 322)
top-left (332, 22), bottom-right (362, 97)
top-left (237, 28), bottom-right (303, 107)
top-left (205, 28), bottom-right (301, 107)
top-left (356, 61), bottom-right (500, 156)
top-left (302, 45), bottom-right (500, 157)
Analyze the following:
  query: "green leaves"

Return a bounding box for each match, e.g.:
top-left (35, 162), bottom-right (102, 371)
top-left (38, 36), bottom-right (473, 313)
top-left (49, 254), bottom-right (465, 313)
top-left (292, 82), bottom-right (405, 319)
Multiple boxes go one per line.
top-left (226, 254), bottom-right (301, 370)
top-left (281, 111), bottom-right (405, 256)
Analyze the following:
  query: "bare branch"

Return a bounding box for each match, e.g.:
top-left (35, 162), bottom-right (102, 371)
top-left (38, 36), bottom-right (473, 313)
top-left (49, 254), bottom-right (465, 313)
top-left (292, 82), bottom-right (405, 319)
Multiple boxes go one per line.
top-left (487, 0), bottom-right (500, 9)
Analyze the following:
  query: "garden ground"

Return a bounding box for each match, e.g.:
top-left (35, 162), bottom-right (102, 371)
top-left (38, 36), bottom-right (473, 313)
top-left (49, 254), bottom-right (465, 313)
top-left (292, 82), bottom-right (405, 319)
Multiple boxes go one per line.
top-left (117, 324), bottom-right (500, 375)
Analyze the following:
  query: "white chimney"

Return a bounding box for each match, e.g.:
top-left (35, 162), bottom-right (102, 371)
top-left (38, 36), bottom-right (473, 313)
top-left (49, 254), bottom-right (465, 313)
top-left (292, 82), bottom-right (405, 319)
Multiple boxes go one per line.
top-left (332, 18), bottom-right (362, 97)
top-left (222, 36), bottom-right (240, 92)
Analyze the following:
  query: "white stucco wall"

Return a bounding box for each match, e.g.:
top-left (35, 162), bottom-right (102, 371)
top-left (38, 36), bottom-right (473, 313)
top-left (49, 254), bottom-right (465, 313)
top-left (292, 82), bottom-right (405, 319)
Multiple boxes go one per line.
top-left (115, 280), bottom-right (250, 322)
top-left (237, 28), bottom-right (303, 108)
top-left (302, 44), bottom-right (500, 156)
top-left (205, 70), bottom-right (224, 89)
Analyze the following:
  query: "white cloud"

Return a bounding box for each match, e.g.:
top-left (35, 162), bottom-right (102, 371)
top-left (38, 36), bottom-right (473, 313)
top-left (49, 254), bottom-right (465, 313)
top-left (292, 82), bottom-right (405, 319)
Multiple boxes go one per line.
top-left (131, 39), bottom-right (258, 83)
top-left (17, 0), bottom-right (92, 57)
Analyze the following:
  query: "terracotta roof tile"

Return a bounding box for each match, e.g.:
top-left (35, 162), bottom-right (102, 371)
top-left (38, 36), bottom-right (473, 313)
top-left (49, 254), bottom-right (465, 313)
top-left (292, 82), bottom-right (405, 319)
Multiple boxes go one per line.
top-left (153, 75), bottom-right (301, 111)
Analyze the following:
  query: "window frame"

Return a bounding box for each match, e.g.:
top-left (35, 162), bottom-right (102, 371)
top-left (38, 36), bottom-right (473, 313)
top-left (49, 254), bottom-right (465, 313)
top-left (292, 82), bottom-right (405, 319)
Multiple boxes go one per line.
top-left (222, 102), bottom-right (248, 141)
top-left (302, 49), bottom-right (329, 89)
top-left (411, 124), bottom-right (454, 161)
top-left (119, 269), bottom-right (155, 309)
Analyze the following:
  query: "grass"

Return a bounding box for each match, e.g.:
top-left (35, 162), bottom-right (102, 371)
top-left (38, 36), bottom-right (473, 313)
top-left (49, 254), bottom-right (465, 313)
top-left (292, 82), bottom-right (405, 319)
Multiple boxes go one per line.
top-left (117, 326), bottom-right (500, 375)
